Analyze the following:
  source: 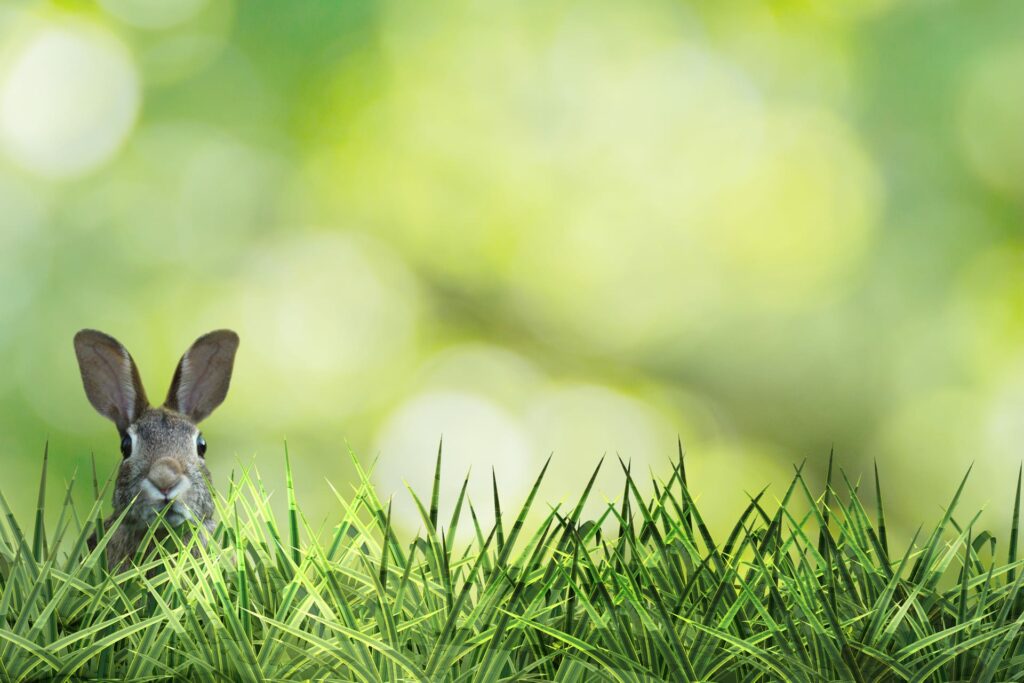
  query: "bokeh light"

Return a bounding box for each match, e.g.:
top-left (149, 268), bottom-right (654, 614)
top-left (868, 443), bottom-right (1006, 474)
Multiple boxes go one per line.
top-left (235, 233), bottom-right (422, 424)
top-left (0, 17), bottom-right (139, 178)
top-left (99, 0), bottom-right (209, 30)
top-left (315, 3), bottom-right (881, 357)
top-left (525, 384), bottom-right (675, 514)
top-left (0, 0), bottom-right (1021, 547)
top-left (374, 391), bottom-right (535, 539)
top-left (958, 42), bottom-right (1024, 198)
top-left (0, 173), bottom-right (48, 348)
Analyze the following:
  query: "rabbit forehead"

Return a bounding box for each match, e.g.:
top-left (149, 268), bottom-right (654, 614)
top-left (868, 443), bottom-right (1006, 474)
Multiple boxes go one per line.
top-left (131, 408), bottom-right (198, 455)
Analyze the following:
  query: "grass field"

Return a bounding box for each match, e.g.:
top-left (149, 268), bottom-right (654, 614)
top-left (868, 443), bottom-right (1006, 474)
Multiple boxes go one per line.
top-left (2, 442), bottom-right (1023, 682)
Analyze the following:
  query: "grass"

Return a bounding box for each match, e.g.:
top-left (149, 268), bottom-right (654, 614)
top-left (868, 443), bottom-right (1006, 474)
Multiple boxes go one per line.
top-left (2, 442), bottom-right (1024, 682)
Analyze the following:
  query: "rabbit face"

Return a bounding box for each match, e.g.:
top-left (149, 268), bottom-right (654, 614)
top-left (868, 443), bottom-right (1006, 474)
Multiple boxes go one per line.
top-left (73, 328), bottom-right (238, 565)
top-left (114, 408), bottom-right (214, 528)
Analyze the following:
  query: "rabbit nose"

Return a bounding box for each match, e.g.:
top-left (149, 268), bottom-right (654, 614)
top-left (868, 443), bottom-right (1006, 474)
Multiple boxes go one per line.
top-left (148, 458), bottom-right (184, 495)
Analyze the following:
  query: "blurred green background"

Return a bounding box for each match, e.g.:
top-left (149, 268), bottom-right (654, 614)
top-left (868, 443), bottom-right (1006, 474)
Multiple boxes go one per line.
top-left (0, 0), bottom-right (1021, 543)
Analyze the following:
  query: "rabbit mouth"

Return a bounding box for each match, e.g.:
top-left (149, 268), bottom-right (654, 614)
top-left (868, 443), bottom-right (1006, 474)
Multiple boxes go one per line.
top-left (135, 477), bottom-right (197, 526)
top-left (141, 501), bottom-right (194, 527)
top-left (136, 479), bottom-right (196, 527)
top-left (162, 505), bottom-right (193, 527)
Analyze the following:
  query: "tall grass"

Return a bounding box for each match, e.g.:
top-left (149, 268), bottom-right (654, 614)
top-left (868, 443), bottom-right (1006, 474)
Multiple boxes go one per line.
top-left (1, 442), bottom-right (1023, 681)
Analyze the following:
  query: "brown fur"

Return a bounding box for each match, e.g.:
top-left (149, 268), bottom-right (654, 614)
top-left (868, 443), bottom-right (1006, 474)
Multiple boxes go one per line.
top-left (75, 329), bottom-right (238, 570)
top-left (104, 408), bottom-right (218, 568)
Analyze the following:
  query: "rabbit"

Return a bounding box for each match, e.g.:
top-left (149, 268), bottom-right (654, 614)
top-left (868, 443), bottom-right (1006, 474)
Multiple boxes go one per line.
top-left (73, 328), bottom-right (239, 569)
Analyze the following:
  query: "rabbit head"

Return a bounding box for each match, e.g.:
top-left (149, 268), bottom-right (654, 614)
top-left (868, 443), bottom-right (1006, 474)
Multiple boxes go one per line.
top-left (73, 329), bottom-right (238, 549)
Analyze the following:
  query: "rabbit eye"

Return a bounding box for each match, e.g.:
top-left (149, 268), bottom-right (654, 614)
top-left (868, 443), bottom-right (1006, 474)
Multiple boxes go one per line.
top-left (196, 433), bottom-right (207, 457)
top-left (119, 433), bottom-right (132, 458)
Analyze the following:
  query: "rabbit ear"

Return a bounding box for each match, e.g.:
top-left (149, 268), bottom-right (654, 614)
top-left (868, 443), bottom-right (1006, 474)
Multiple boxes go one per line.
top-left (74, 330), bottom-right (149, 433)
top-left (164, 330), bottom-right (239, 423)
